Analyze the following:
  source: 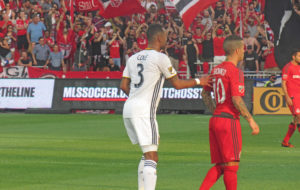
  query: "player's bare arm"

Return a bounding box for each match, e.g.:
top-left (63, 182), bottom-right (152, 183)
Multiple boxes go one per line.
top-left (201, 89), bottom-right (216, 113)
top-left (168, 75), bottom-right (211, 89)
top-left (232, 96), bottom-right (260, 135)
top-left (120, 77), bottom-right (131, 96)
top-left (282, 80), bottom-right (293, 107)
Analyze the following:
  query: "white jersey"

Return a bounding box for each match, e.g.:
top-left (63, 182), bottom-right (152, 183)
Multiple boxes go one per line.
top-left (122, 49), bottom-right (177, 118)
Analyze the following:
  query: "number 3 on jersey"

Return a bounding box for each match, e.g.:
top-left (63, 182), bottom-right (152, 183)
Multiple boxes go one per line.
top-left (134, 64), bottom-right (144, 88)
top-left (213, 78), bottom-right (226, 104)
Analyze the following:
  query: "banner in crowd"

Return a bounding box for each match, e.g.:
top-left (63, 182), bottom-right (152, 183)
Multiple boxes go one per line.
top-left (253, 87), bottom-right (291, 115)
top-left (100, 0), bottom-right (146, 19)
top-left (172, 0), bottom-right (218, 29)
top-left (75, 0), bottom-right (104, 12)
top-left (164, 0), bottom-right (176, 10)
top-left (0, 66), bottom-right (122, 79)
top-left (0, 79), bottom-right (54, 109)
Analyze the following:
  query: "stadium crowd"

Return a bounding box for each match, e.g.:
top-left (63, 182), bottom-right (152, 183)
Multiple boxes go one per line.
top-left (0, 0), bottom-right (280, 76)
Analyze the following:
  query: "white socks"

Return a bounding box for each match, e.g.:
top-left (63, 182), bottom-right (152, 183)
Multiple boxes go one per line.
top-left (138, 156), bottom-right (145, 190)
top-left (143, 160), bottom-right (157, 190)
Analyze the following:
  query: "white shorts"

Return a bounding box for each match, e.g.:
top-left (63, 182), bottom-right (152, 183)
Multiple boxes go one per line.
top-left (123, 117), bottom-right (160, 147)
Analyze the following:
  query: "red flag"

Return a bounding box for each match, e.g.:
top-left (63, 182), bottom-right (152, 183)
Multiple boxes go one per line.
top-left (100, 0), bottom-right (146, 19)
top-left (75, 0), bottom-right (104, 12)
top-left (172, 0), bottom-right (219, 29)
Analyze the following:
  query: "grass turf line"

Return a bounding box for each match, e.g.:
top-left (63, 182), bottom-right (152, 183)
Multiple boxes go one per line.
top-left (0, 114), bottom-right (299, 190)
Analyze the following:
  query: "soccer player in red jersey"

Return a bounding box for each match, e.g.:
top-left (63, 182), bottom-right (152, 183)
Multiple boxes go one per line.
top-left (281, 49), bottom-right (300, 148)
top-left (200, 35), bottom-right (260, 190)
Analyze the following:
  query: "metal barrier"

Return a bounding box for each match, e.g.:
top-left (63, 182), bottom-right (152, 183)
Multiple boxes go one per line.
top-left (179, 61), bottom-right (282, 79)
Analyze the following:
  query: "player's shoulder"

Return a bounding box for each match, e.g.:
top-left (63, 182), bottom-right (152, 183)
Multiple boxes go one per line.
top-left (282, 62), bottom-right (293, 73)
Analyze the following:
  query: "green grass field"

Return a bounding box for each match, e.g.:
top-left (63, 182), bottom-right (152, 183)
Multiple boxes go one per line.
top-left (0, 114), bottom-right (299, 190)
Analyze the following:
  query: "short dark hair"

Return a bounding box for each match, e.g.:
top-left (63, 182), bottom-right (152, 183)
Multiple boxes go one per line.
top-left (291, 48), bottom-right (300, 57)
top-left (223, 35), bottom-right (243, 56)
top-left (147, 24), bottom-right (164, 43)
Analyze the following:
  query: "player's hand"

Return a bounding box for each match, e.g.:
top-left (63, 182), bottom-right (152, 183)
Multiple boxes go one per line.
top-left (286, 96), bottom-right (293, 107)
top-left (199, 75), bottom-right (212, 87)
top-left (249, 119), bottom-right (260, 135)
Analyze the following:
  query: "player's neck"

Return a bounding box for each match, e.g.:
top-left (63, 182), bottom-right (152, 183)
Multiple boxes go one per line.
top-left (291, 60), bottom-right (300, 66)
top-left (225, 56), bottom-right (239, 66)
top-left (147, 43), bottom-right (161, 52)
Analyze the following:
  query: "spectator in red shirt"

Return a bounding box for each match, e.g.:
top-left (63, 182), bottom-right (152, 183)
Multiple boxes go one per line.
top-left (263, 46), bottom-right (280, 71)
top-left (108, 31), bottom-right (124, 68)
top-left (213, 25), bottom-right (231, 65)
top-left (16, 10), bottom-right (29, 53)
top-left (136, 23), bottom-right (148, 50)
top-left (193, 27), bottom-right (203, 58)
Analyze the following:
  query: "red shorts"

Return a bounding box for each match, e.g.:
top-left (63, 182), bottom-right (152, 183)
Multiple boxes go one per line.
top-left (209, 116), bottom-right (242, 164)
top-left (288, 97), bottom-right (300, 115)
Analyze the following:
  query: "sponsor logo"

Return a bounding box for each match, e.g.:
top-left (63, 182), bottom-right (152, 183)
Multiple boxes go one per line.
top-left (292, 75), bottom-right (300, 79)
top-left (63, 87), bottom-right (127, 101)
top-left (161, 88), bottom-right (204, 99)
top-left (260, 90), bottom-right (287, 113)
top-left (62, 87), bottom-right (206, 101)
top-left (239, 85), bottom-right (245, 94)
top-left (0, 87), bottom-right (35, 97)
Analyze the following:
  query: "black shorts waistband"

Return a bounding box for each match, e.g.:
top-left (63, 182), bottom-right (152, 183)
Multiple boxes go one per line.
top-left (213, 112), bottom-right (237, 120)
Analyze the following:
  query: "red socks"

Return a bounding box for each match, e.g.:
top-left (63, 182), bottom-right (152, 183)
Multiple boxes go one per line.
top-left (200, 165), bottom-right (239, 190)
top-left (199, 165), bottom-right (223, 190)
top-left (283, 123), bottom-right (296, 143)
top-left (223, 166), bottom-right (239, 190)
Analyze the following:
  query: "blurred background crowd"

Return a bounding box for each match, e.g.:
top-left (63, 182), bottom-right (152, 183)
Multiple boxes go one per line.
top-left (0, 0), bottom-right (279, 77)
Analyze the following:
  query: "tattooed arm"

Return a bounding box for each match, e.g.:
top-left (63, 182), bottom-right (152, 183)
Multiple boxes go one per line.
top-left (232, 96), bottom-right (260, 135)
top-left (201, 89), bottom-right (216, 113)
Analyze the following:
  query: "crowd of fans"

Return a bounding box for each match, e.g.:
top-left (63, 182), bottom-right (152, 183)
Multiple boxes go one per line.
top-left (0, 0), bottom-right (280, 76)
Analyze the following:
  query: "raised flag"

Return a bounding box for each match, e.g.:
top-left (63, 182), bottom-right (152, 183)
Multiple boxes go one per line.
top-left (265, 0), bottom-right (300, 69)
top-left (100, 0), bottom-right (146, 19)
top-left (172, 0), bottom-right (219, 29)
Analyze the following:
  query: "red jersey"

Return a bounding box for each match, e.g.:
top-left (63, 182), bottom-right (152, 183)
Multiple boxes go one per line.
top-left (264, 48), bottom-right (278, 69)
top-left (213, 37), bottom-right (225, 56)
top-left (16, 19), bottom-right (29, 36)
top-left (137, 37), bottom-right (148, 50)
top-left (193, 34), bottom-right (203, 55)
top-left (109, 40), bottom-right (121, 58)
top-left (205, 62), bottom-right (245, 119)
top-left (282, 62), bottom-right (300, 98)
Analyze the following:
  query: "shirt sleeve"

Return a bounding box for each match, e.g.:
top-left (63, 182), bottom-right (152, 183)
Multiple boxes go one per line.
top-left (282, 64), bottom-right (289, 81)
top-left (157, 54), bottom-right (177, 79)
top-left (27, 24), bottom-right (31, 33)
top-left (42, 22), bottom-right (46, 31)
top-left (230, 68), bottom-right (245, 96)
top-left (33, 46), bottom-right (37, 55)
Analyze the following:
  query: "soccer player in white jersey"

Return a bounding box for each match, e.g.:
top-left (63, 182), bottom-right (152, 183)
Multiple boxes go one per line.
top-left (120, 24), bottom-right (211, 190)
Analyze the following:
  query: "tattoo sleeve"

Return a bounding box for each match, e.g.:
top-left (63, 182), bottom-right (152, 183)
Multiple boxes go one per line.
top-left (232, 96), bottom-right (253, 121)
top-left (201, 89), bottom-right (216, 113)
